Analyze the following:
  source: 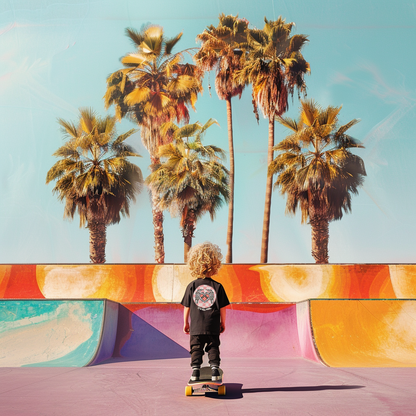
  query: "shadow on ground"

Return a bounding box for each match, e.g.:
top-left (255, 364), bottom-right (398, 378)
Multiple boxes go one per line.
top-left (206, 383), bottom-right (365, 399)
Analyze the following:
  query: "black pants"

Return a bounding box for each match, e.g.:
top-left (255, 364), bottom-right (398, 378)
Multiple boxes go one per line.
top-left (190, 334), bottom-right (221, 368)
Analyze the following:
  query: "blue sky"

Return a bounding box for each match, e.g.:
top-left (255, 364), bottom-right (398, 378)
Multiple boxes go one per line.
top-left (0, 0), bottom-right (415, 264)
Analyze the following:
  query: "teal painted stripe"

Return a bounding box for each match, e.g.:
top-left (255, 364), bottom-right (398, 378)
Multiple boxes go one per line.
top-left (0, 300), bottom-right (110, 367)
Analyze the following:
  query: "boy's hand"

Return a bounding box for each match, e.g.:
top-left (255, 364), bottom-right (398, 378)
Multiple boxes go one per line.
top-left (220, 322), bottom-right (225, 333)
top-left (183, 307), bottom-right (190, 334)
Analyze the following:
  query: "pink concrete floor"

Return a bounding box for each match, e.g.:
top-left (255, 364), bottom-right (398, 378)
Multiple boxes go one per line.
top-left (1, 357), bottom-right (416, 416)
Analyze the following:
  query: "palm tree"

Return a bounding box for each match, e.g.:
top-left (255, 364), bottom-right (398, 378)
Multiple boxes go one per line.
top-left (146, 119), bottom-right (229, 261)
top-left (46, 108), bottom-right (143, 263)
top-left (194, 14), bottom-right (249, 263)
top-left (269, 99), bottom-right (366, 263)
top-left (235, 16), bottom-right (310, 263)
top-left (104, 24), bottom-right (203, 263)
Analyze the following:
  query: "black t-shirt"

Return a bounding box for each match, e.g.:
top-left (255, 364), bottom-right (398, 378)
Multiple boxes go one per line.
top-left (181, 277), bottom-right (230, 335)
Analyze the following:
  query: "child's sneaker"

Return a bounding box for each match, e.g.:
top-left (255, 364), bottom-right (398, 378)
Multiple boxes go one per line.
top-left (191, 367), bottom-right (200, 381)
top-left (211, 366), bottom-right (221, 381)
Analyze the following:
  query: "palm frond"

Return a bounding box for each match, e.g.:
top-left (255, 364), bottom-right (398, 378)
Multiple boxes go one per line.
top-left (300, 99), bottom-right (320, 126)
top-left (167, 74), bottom-right (200, 94)
top-left (334, 119), bottom-right (361, 140)
top-left (164, 32), bottom-right (183, 55)
top-left (121, 54), bottom-right (147, 66)
top-left (52, 141), bottom-right (79, 159)
top-left (140, 26), bottom-right (164, 57)
top-left (57, 119), bottom-right (78, 139)
top-left (173, 122), bottom-right (201, 139)
top-left (200, 118), bottom-right (220, 133)
top-left (288, 34), bottom-right (309, 53)
top-left (124, 87), bottom-right (151, 106)
top-left (78, 107), bottom-right (96, 134)
top-left (336, 134), bottom-right (365, 149)
top-left (276, 116), bottom-right (299, 132)
top-left (113, 128), bottom-right (138, 146)
top-left (125, 27), bottom-right (146, 47)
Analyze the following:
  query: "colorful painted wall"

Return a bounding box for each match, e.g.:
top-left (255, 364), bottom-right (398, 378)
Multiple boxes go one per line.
top-left (1, 264), bottom-right (416, 302)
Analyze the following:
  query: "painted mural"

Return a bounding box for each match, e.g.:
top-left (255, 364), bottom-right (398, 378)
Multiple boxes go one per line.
top-left (0, 264), bottom-right (415, 302)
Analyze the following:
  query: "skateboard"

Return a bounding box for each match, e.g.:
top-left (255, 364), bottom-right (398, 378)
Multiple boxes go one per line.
top-left (185, 366), bottom-right (226, 396)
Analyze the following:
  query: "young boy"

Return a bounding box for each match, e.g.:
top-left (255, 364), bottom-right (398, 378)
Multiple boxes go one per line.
top-left (181, 242), bottom-right (230, 382)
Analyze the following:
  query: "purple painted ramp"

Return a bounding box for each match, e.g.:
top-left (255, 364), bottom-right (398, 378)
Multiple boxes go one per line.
top-left (110, 303), bottom-right (322, 363)
top-left (223, 304), bottom-right (302, 358)
top-left (112, 304), bottom-right (189, 361)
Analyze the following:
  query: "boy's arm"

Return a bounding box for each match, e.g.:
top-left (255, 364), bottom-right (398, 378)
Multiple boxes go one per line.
top-left (183, 307), bottom-right (190, 334)
top-left (220, 306), bottom-right (226, 333)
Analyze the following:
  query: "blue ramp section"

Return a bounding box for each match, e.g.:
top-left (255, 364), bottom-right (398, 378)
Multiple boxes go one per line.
top-left (0, 299), bottom-right (118, 367)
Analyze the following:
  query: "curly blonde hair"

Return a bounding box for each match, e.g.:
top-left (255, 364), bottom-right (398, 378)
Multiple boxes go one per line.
top-left (187, 242), bottom-right (223, 279)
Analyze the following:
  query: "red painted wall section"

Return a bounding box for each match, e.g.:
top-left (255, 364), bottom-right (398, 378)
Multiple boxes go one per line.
top-left (0, 265), bottom-right (43, 299)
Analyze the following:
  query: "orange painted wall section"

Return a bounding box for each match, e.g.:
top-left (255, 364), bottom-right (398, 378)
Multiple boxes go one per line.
top-left (0, 264), bottom-right (415, 302)
top-left (310, 299), bottom-right (416, 367)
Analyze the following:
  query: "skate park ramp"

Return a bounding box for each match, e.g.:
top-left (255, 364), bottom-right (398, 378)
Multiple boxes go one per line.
top-left (2, 262), bottom-right (416, 367)
top-left (111, 300), bottom-right (416, 367)
top-left (111, 302), bottom-right (321, 363)
top-left (2, 299), bottom-right (416, 367)
top-left (0, 299), bottom-right (118, 367)
top-left (310, 299), bottom-right (416, 367)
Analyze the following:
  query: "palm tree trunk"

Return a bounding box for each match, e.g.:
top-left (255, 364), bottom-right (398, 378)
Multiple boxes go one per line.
top-left (260, 118), bottom-right (274, 263)
top-left (88, 220), bottom-right (106, 264)
top-left (225, 96), bottom-right (234, 264)
top-left (309, 191), bottom-right (329, 264)
top-left (182, 209), bottom-right (196, 262)
top-left (151, 188), bottom-right (165, 264)
top-left (149, 155), bottom-right (165, 264)
top-left (310, 217), bottom-right (329, 264)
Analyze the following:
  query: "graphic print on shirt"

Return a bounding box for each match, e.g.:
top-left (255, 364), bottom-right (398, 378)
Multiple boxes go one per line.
top-left (193, 284), bottom-right (217, 311)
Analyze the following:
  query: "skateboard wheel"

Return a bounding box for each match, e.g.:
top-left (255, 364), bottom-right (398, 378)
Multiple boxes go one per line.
top-left (218, 385), bottom-right (226, 396)
top-left (185, 386), bottom-right (193, 396)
